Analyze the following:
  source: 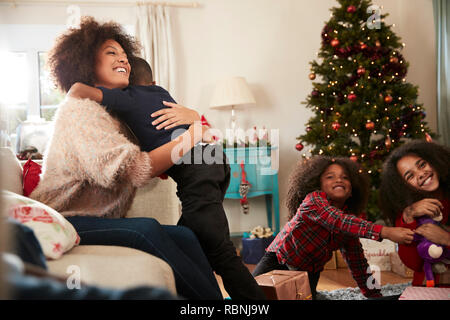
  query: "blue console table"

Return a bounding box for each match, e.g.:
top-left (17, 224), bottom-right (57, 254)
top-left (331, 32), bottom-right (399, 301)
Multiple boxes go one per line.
top-left (223, 147), bottom-right (280, 233)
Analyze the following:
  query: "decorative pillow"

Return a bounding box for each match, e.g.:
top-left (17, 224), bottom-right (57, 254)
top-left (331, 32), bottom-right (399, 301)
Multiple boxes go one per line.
top-left (22, 159), bottom-right (42, 196)
top-left (2, 190), bottom-right (80, 260)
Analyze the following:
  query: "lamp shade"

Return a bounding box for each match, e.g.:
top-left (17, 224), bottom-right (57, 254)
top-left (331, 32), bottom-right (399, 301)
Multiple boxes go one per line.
top-left (209, 77), bottom-right (256, 109)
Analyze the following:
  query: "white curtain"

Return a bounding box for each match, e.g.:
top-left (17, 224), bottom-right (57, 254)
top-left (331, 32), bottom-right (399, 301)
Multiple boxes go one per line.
top-left (135, 4), bottom-right (176, 95)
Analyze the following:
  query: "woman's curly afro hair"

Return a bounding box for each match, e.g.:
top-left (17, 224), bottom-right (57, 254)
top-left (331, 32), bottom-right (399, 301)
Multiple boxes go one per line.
top-left (379, 140), bottom-right (450, 225)
top-left (286, 156), bottom-right (370, 220)
top-left (47, 16), bottom-right (141, 93)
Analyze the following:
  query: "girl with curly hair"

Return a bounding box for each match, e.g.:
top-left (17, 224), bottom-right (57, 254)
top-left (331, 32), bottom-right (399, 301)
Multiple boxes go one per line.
top-left (29, 16), bottom-right (223, 300)
top-left (379, 140), bottom-right (450, 286)
top-left (253, 156), bottom-right (414, 299)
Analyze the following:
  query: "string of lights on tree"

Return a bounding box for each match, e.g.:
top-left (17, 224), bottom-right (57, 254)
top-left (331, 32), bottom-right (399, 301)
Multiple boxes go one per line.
top-left (296, 0), bottom-right (435, 221)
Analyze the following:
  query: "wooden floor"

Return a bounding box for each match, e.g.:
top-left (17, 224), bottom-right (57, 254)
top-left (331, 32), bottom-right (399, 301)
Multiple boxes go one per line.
top-left (215, 264), bottom-right (411, 299)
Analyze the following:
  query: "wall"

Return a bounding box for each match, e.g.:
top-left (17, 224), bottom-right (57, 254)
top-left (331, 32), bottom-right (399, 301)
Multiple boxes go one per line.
top-left (0, 0), bottom-right (437, 233)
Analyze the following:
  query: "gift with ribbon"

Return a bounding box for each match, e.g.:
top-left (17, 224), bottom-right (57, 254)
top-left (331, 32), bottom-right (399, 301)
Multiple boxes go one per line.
top-left (241, 225), bottom-right (275, 264)
top-left (255, 270), bottom-right (312, 300)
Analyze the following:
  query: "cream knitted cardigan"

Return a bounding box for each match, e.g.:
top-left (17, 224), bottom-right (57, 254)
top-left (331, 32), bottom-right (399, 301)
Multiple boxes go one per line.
top-left (30, 97), bottom-right (153, 218)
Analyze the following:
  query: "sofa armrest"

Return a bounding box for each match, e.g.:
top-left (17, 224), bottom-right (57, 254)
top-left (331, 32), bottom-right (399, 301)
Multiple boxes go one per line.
top-left (127, 177), bottom-right (181, 226)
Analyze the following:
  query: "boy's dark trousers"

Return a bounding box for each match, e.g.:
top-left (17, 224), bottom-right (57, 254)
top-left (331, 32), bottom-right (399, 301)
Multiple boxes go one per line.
top-left (165, 143), bottom-right (266, 300)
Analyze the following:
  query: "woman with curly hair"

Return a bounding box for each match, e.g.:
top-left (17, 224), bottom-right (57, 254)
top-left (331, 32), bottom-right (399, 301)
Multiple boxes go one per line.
top-left (379, 140), bottom-right (450, 286)
top-left (29, 16), bottom-right (223, 300)
top-left (252, 156), bottom-right (414, 299)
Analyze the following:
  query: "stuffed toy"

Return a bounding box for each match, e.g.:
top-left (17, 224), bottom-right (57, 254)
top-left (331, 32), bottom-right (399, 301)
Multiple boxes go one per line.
top-left (414, 213), bottom-right (450, 287)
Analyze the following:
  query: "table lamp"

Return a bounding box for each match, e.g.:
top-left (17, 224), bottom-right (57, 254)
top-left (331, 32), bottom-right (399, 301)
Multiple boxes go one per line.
top-left (209, 77), bottom-right (256, 131)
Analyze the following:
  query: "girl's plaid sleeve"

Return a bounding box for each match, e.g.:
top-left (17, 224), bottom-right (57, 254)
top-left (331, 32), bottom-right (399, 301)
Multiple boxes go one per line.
top-left (302, 191), bottom-right (383, 240)
top-left (340, 240), bottom-right (382, 298)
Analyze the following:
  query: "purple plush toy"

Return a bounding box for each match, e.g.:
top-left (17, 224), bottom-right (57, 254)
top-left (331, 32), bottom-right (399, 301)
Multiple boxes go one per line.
top-left (414, 214), bottom-right (450, 287)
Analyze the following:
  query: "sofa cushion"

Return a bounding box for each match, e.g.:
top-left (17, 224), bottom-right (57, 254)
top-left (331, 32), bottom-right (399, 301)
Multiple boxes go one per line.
top-left (0, 147), bottom-right (23, 194)
top-left (2, 190), bottom-right (80, 260)
top-left (128, 178), bottom-right (181, 225)
top-left (47, 245), bottom-right (177, 294)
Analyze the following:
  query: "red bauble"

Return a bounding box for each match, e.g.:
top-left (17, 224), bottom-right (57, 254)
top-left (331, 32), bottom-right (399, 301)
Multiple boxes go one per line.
top-left (350, 155), bottom-right (358, 162)
top-left (360, 42), bottom-right (368, 50)
top-left (348, 93), bottom-right (357, 102)
top-left (389, 56), bottom-right (399, 64)
top-left (331, 122), bottom-right (341, 131)
top-left (384, 95), bottom-right (393, 104)
top-left (357, 67), bottom-right (366, 76)
top-left (425, 132), bottom-right (433, 142)
top-left (331, 39), bottom-right (340, 47)
top-left (365, 121), bottom-right (375, 130)
top-left (295, 143), bottom-right (304, 151)
top-left (347, 5), bottom-right (357, 13)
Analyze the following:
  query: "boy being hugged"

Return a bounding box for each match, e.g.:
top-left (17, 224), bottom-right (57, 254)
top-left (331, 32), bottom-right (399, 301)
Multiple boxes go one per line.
top-left (253, 156), bottom-right (414, 299)
top-left (68, 57), bottom-right (265, 299)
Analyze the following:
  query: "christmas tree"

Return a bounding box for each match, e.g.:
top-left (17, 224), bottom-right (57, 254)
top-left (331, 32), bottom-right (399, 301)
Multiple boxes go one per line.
top-left (296, 0), bottom-right (436, 222)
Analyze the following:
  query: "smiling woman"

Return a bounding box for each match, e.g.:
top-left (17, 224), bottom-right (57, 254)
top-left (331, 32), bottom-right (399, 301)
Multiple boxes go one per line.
top-left (94, 39), bottom-right (131, 89)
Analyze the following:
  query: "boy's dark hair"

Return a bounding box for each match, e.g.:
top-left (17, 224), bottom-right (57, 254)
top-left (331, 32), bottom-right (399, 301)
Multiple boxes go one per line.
top-left (48, 16), bottom-right (140, 92)
top-left (286, 156), bottom-right (370, 220)
top-left (129, 57), bottom-right (153, 85)
top-left (379, 140), bottom-right (450, 225)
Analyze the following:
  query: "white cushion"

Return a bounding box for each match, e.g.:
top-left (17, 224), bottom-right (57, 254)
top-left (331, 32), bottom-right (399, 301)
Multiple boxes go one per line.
top-left (2, 190), bottom-right (80, 260)
top-left (128, 178), bottom-right (181, 225)
top-left (0, 147), bottom-right (23, 194)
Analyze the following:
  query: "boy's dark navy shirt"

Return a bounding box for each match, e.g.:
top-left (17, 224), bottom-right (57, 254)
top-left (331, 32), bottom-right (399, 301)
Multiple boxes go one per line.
top-left (98, 85), bottom-right (190, 152)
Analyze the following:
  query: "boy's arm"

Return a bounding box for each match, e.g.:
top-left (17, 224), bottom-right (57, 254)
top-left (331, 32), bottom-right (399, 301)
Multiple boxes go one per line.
top-left (67, 82), bottom-right (137, 113)
top-left (67, 82), bottom-right (103, 103)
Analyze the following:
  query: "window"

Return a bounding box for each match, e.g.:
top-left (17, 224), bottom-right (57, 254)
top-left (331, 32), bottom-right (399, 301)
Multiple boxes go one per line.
top-left (0, 24), bottom-right (67, 152)
top-left (39, 52), bottom-right (64, 121)
top-left (0, 50), bottom-right (63, 152)
top-left (0, 51), bottom-right (28, 146)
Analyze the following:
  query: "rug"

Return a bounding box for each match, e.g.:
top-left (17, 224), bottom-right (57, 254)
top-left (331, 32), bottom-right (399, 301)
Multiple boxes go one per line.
top-left (316, 282), bottom-right (411, 300)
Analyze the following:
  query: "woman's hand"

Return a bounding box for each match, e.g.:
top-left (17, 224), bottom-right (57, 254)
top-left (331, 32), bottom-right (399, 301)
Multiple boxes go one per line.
top-left (380, 226), bottom-right (415, 245)
top-left (402, 199), bottom-right (443, 224)
top-left (415, 224), bottom-right (450, 246)
top-left (151, 101), bottom-right (201, 130)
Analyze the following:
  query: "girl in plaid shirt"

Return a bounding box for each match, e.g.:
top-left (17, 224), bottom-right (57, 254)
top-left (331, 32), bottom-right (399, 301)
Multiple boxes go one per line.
top-left (253, 156), bottom-right (414, 299)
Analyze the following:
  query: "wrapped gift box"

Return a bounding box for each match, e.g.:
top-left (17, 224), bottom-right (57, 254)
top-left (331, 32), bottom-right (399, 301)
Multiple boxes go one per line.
top-left (255, 270), bottom-right (312, 300)
top-left (439, 270), bottom-right (450, 285)
top-left (360, 238), bottom-right (396, 271)
top-left (399, 286), bottom-right (450, 300)
top-left (241, 235), bottom-right (274, 264)
top-left (389, 252), bottom-right (414, 278)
